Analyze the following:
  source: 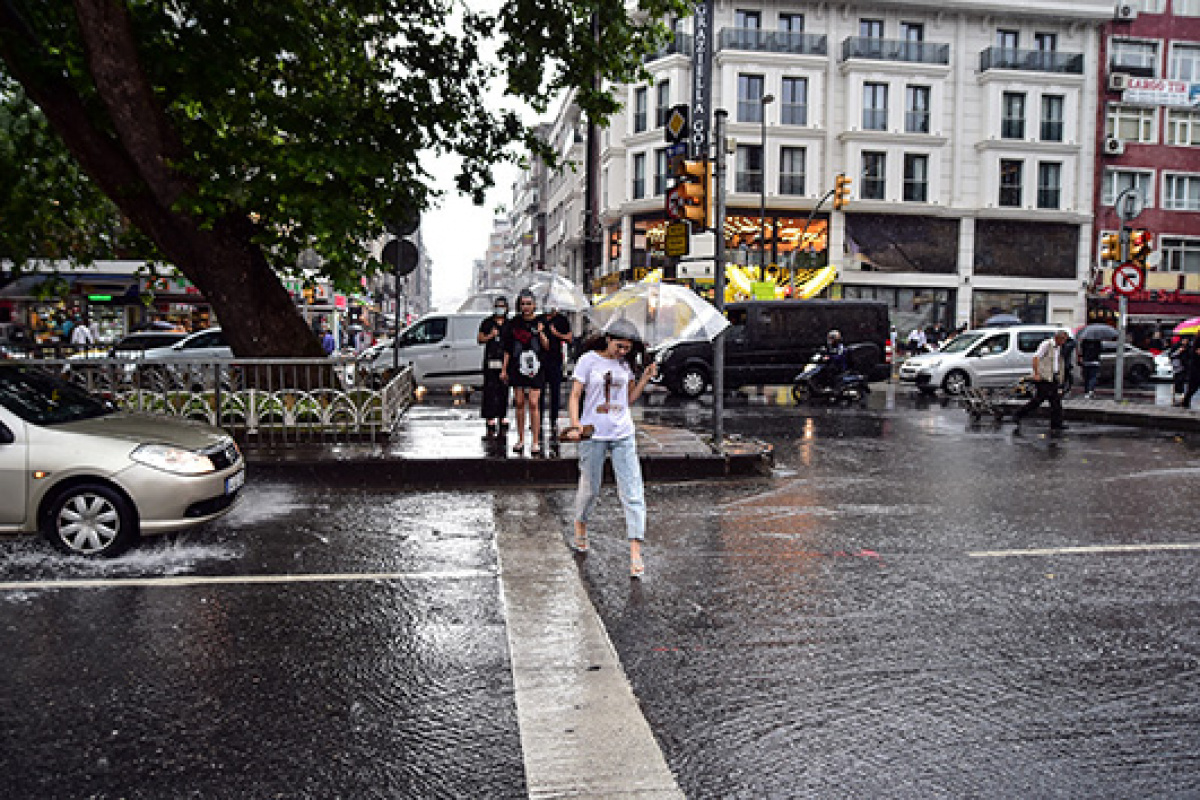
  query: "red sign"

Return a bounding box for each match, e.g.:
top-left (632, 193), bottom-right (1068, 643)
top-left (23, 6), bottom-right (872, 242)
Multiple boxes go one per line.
top-left (1112, 262), bottom-right (1145, 296)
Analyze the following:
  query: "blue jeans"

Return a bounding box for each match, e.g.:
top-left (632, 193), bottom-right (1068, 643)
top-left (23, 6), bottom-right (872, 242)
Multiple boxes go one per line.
top-left (575, 436), bottom-right (645, 540)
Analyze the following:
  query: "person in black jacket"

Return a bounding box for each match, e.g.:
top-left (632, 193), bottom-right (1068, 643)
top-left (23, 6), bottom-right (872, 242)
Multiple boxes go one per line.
top-left (477, 297), bottom-right (510, 438)
top-left (1078, 336), bottom-right (1103, 399)
top-left (1181, 336), bottom-right (1200, 409)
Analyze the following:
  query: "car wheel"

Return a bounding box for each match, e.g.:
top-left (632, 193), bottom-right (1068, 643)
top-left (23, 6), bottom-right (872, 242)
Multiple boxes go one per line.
top-left (42, 483), bottom-right (138, 558)
top-left (1128, 363), bottom-right (1151, 385)
top-left (942, 370), bottom-right (970, 395)
top-left (677, 366), bottom-right (709, 398)
top-left (791, 382), bottom-right (812, 404)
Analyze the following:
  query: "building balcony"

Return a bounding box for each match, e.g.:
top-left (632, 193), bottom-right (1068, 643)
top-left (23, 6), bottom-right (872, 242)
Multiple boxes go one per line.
top-left (980, 47), bottom-right (1083, 75)
top-left (840, 37), bottom-right (949, 66)
top-left (644, 33), bottom-right (692, 62)
top-left (717, 29), bottom-right (827, 57)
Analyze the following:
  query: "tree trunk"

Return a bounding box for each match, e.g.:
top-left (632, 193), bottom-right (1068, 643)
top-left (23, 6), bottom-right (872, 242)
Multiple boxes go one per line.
top-left (0, 1), bottom-right (326, 357)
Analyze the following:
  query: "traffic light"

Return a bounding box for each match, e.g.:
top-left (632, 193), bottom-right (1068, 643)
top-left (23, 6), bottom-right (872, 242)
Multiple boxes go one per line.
top-left (833, 174), bottom-right (852, 210)
top-left (1129, 228), bottom-right (1154, 264)
top-left (677, 159), bottom-right (710, 230)
top-left (1099, 232), bottom-right (1122, 263)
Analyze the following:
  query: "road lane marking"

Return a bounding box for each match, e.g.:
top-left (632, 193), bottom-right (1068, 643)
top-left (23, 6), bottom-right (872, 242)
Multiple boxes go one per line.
top-left (0, 569), bottom-right (497, 592)
top-left (969, 543), bottom-right (1200, 558)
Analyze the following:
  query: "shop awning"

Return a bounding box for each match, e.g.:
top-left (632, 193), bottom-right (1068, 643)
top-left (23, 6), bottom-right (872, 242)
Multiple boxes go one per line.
top-left (0, 274), bottom-right (139, 300)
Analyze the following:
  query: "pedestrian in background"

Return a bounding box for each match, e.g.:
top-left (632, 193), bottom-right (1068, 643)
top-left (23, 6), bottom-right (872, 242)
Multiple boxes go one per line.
top-left (564, 320), bottom-right (658, 579)
top-left (540, 303), bottom-right (573, 439)
top-left (477, 296), bottom-right (510, 438)
top-left (1060, 334), bottom-right (1077, 395)
top-left (1013, 330), bottom-right (1068, 433)
top-left (1180, 336), bottom-right (1200, 409)
top-left (501, 290), bottom-right (549, 455)
top-left (1078, 335), bottom-right (1103, 398)
top-left (320, 327), bottom-right (337, 355)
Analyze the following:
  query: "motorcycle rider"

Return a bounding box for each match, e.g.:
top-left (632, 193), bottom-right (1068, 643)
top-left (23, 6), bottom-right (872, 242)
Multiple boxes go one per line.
top-left (820, 330), bottom-right (848, 390)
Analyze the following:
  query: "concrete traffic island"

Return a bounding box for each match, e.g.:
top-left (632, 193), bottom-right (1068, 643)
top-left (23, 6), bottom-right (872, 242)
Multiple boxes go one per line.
top-left (244, 404), bottom-right (774, 488)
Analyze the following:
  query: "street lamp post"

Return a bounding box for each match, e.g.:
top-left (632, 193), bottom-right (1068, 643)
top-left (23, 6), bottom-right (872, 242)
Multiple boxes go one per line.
top-left (759, 94), bottom-right (774, 281)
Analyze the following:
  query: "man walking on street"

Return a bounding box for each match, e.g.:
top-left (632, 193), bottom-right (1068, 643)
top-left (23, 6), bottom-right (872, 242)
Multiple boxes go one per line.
top-left (1013, 330), bottom-right (1069, 433)
top-left (1078, 335), bottom-right (1103, 398)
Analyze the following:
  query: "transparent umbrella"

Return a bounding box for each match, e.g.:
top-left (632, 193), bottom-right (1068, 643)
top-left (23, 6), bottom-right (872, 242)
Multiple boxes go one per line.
top-left (457, 288), bottom-right (512, 313)
top-left (513, 272), bottom-right (590, 312)
top-left (588, 282), bottom-right (729, 348)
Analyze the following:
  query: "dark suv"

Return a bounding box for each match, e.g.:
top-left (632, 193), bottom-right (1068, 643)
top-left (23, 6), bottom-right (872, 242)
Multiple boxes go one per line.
top-left (654, 300), bottom-right (891, 397)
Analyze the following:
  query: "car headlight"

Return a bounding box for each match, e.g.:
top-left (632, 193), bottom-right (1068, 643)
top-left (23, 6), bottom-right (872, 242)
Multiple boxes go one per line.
top-left (131, 443), bottom-right (216, 475)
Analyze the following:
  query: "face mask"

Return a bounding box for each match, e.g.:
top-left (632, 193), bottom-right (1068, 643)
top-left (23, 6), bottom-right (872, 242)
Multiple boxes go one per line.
top-left (494, 307), bottom-right (506, 315)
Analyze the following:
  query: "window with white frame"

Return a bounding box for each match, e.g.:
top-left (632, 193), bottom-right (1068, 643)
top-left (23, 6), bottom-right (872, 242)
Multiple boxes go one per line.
top-left (1164, 174), bottom-right (1200, 210)
top-left (654, 149), bottom-right (668, 196)
top-left (1167, 109), bottom-right (1200, 146)
top-left (1161, 237), bottom-right (1200, 272)
top-left (780, 147), bottom-right (806, 195)
top-left (781, 77), bottom-right (808, 125)
top-left (655, 81), bottom-right (671, 128)
top-left (632, 153), bottom-right (646, 199)
top-left (1106, 104), bottom-right (1156, 143)
top-left (736, 144), bottom-right (764, 194)
top-left (999, 160), bottom-right (1023, 207)
top-left (1132, 0), bottom-right (1165, 12)
top-left (905, 86), bottom-right (930, 134)
top-left (1002, 92), bottom-right (1026, 139)
top-left (633, 87), bottom-right (648, 133)
top-left (738, 74), bottom-right (766, 123)
top-left (1110, 39), bottom-right (1158, 74)
top-left (863, 82), bottom-right (888, 131)
top-left (862, 152), bottom-right (886, 199)
top-left (779, 13), bottom-right (803, 32)
top-left (903, 154), bottom-right (928, 202)
top-left (1102, 169), bottom-right (1153, 206)
top-left (1175, 0), bottom-right (1200, 16)
top-left (1169, 44), bottom-right (1200, 82)
top-left (1041, 95), bottom-right (1064, 142)
top-left (736, 9), bottom-right (761, 28)
top-left (1037, 162), bottom-right (1062, 210)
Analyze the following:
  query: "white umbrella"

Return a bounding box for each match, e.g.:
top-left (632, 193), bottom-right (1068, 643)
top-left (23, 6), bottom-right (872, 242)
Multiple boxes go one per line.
top-left (457, 288), bottom-right (512, 313)
top-left (513, 271), bottom-right (590, 312)
top-left (588, 282), bottom-right (729, 348)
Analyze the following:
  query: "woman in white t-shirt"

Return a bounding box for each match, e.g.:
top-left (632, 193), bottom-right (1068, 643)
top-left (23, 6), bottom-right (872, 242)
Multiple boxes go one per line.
top-left (563, 320), bottom-right (658, 578)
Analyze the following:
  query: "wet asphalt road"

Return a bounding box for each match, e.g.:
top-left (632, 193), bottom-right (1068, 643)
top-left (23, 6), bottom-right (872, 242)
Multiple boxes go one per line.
top-left (3, 387), bottom-right (1200, 798)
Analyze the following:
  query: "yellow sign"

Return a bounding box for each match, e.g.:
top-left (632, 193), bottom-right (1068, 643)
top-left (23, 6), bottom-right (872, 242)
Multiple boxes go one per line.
top-left (665, 222), bottom-right (690, 257)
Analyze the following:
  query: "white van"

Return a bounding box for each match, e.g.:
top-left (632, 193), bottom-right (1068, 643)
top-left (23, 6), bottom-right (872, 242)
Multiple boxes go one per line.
top-left (899, 324), bottom-right (1069, 396)
top-left (368, 312), bottom-right (489, 389)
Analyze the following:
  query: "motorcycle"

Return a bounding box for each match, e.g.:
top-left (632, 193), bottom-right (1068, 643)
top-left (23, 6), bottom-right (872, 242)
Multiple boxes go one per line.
top-left (791, 351), bottom-right (870, 404)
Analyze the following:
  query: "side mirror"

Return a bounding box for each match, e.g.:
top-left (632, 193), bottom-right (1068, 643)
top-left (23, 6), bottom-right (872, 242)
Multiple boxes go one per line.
top-left (0, 423), bottom-right (13, 445)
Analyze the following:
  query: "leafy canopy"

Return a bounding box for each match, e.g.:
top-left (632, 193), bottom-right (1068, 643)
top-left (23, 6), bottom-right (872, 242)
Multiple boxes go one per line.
top-left (0, 0), bottom-right (688, 289)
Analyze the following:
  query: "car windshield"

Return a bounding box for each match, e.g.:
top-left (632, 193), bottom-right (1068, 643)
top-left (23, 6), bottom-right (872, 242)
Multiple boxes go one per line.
top-left (0, 366), bottom-right (113, 425)
top-left (938, 333), bottom-right (984, 354)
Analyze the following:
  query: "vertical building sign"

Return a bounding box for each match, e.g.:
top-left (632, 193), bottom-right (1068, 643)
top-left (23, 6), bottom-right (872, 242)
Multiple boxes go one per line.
top-left (690, 0), bottom-right (713, 160)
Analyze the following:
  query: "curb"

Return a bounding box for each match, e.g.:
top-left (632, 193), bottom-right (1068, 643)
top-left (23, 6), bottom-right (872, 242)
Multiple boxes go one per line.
top-left (244, 444), bottom-right (775, 488)
top-left (996, 399), bottom-right (1200, 433)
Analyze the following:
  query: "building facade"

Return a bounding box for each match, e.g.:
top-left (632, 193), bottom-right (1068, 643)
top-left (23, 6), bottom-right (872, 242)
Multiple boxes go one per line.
top-left (524, 0), bottom-right (1121, 335)
top-left (1093, 0), bottom-right (1200, 338)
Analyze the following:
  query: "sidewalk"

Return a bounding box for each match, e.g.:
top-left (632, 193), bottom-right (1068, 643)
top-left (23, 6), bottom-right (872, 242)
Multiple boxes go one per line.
top-left (246, 402), bottom-right (774, 487)
top-left (992, 383), bottom-right (1200, 432)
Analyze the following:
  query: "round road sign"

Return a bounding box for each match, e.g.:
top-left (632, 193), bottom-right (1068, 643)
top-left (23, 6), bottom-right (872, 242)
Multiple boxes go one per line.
top-left (1112, 262), bottom-right (1144, 296)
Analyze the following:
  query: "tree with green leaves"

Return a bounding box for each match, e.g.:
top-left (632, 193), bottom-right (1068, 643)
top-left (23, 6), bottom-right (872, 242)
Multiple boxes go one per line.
top-left (0, 0), bottom-right (685, 355)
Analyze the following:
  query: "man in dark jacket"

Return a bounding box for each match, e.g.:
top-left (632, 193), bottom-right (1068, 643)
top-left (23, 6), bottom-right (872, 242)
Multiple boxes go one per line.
top-left (1181, 336), bottom-right (1200, 409)
top-left (1078, 336), bottom-right (1103, 398)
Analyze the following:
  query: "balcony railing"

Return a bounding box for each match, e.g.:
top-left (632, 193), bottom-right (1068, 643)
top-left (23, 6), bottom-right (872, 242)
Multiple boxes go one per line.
top-left (718, 28), bottom-right (827, 56)
top-left (841, 37), bottom-right (950, 66)
top-left (644, 33), bottom-right (693, 62)
top-left (980, 47), bottom-right (1084, 75)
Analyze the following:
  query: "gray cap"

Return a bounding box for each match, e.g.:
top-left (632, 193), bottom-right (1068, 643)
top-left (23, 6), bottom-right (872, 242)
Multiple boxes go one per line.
top-left (604, 319), bottom-right (642, 342)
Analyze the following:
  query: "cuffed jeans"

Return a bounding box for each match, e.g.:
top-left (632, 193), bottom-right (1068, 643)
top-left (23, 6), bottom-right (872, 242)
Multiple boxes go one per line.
top-left (575, 436), bottom-right (645, 541)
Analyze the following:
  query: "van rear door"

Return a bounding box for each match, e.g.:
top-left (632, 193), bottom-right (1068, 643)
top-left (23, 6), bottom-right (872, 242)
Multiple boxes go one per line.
top-left (450, 314), bottom-right (486, 388)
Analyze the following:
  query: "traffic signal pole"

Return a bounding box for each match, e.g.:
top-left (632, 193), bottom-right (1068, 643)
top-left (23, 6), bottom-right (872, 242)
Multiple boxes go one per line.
top-left (713, 109), bottom-right (727, 455)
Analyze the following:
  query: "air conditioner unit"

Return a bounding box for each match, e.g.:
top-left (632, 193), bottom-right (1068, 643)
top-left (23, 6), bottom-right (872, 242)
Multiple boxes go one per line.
top-left (1104, 136), bottom-right (1126, 155)
top-left (1109, 72), bottom-right (1130, 92)
top-left (1115, 2), bottom-right (1137, 21)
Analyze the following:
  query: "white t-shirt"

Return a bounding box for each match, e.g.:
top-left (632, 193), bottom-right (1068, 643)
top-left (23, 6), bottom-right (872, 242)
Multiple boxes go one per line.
top-left (573, 351), bottom-right (636, 441)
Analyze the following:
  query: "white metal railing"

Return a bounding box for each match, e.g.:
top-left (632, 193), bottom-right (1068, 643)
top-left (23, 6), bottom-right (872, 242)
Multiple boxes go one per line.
top-left (27, 357), bottom-right (415, 445)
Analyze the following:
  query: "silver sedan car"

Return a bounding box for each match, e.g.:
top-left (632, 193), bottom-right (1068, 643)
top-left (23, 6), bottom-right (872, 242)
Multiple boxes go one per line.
top-left (0, 365), bottom-right (244, 557)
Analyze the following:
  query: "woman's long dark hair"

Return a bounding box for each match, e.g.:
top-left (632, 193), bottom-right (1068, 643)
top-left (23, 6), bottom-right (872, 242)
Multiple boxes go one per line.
top-left (580, 330), bottom-right (646, 373)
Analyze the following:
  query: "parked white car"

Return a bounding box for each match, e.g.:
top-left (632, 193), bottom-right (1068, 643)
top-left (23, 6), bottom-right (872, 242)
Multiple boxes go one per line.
top-left (900, 325), bottom-right (1068, 395)
top-left (367, 312), bottom-right (488, 389)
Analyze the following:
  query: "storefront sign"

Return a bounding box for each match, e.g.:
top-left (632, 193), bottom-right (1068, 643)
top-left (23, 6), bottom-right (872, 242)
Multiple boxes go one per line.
top-left (1122, 77), bottom-right (1200, 108)
top-left (689, 0), bottom-right (712, 159)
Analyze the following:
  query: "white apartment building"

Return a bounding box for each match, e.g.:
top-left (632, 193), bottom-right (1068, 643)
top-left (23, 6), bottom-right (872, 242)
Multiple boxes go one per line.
top-left (535, 0), bottom-right (1117, 332)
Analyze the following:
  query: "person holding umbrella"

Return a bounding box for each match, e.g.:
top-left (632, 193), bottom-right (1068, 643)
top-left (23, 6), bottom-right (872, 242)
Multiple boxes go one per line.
top-left (1180, 336), bottom-right (1200, 409)
top-left (563, 320), bottom-right (658, 578)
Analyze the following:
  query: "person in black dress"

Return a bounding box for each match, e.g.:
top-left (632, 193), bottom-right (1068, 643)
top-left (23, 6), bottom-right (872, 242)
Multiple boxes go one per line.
top-left (501, 291), bottom-right (550, 455)
top-left (476, 296), bottom-right (509, 437)
top-left (540, 303), bottom-right (573, 438)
